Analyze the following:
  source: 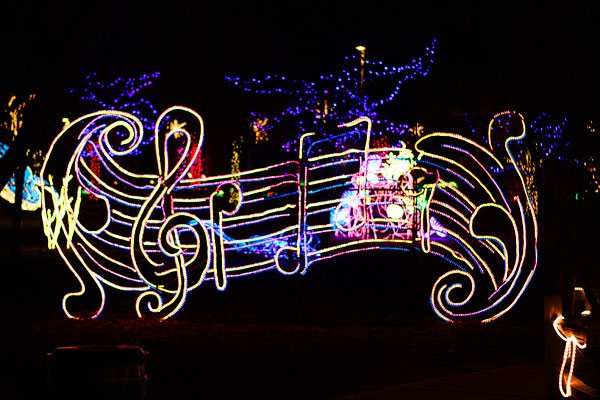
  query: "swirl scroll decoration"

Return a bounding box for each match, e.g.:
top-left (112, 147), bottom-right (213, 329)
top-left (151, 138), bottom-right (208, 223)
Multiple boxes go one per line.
top-left (417, 111), bottom-right (538, 322)
top-left (41, 107), bottom-right (537, 322)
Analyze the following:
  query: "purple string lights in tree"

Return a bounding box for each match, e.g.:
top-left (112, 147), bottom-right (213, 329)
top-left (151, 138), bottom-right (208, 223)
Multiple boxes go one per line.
top-left (70, 72), bottom-right (161, 155)
top-left (462, 111), bottom-right (570, 213)
top-left (463, 112), bottom-right (569, 163)
top-left (527, 113), bottom-right (570, 161)
top-left (225, 39), bottom-right (437, 154)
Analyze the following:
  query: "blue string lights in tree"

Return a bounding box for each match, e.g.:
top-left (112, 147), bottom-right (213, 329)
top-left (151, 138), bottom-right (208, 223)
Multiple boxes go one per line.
top-left (463, 111), bottom-right (569, 162)
top-left (527, 113), bottom-right (570, 161)
top-left (0, 141), bottom-right (45, 210)
top-left (69, 72), bottom-right (161, 156)
top-left (225, 39), bottom-right (437, 155)
top-left (462, 111), bottom-right (570, 213)
top-left (0, 93), bottom-right (45, 210)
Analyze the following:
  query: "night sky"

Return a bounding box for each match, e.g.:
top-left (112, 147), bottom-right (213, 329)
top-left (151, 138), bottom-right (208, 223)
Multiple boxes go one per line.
top-left (2, 2), bottom-right (600, 163)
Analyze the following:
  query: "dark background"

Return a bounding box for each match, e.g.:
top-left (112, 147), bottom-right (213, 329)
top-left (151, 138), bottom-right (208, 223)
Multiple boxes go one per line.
top-left (2, 2), bottom-right (600, 158)
top-left (2, 3), bottom-right (597, 398)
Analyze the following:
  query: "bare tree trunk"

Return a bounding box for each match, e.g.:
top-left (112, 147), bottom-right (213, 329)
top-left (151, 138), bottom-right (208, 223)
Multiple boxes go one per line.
top-left (9, 153), bottom-right (27, 260)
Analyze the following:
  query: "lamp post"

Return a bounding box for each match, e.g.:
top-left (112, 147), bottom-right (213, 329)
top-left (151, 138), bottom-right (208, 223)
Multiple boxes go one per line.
top-left (356, 45), bottom-right (366, 99)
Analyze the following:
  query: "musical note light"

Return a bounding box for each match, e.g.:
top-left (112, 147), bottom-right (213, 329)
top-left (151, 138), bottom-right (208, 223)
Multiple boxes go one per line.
top-left (41, 107), bottom-right (537, 322)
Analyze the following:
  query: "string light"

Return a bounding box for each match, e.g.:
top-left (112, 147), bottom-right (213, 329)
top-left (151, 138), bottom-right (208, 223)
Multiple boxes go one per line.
top-left (1, 94), bottom-right (44, 210)
top-left (42, 108), bottom-right (537, 323)
top-left (226, 40), bottom-right (437, 156)
top-left (2, 94), bottom-right (36, 139)
top-left (553, 315), bottom-right (587, 398)
top-left (421, 112), bottom-right (538, 323)
top-left (70, 72), bottom-right (161, 156)
top-left (0, 142), bottom-right (47, 210)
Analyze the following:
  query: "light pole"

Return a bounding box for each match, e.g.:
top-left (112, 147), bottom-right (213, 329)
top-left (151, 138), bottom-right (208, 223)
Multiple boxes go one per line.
top-left (356, 45), bottom-right (366, 99)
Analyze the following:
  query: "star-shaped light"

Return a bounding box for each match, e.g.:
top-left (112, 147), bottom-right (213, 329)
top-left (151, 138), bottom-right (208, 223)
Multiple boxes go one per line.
top-left (169, 119), bottom-right (187, 138)
top-left (252, 118), bottom-right (269, 143)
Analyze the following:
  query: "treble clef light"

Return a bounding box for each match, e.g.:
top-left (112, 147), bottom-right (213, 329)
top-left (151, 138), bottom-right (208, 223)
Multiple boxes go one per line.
top-left (132, 106), bottom-right (210, 320)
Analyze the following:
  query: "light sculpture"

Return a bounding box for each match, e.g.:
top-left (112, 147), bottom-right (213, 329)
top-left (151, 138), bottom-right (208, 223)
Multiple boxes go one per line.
top-left (41, 107), bottom-right (537, 322)
top-left (553, 315), bottom-right (587, 397)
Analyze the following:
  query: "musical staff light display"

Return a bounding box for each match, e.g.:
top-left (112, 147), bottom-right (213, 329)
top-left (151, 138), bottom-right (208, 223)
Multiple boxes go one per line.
top-left (41, 107), bottom-right (537, 322)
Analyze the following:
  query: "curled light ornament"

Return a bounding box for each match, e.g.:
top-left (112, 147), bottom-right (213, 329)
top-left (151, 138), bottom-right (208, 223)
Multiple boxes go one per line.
top-left (420, 112), bottom-right (538, 323)
top-left (42, 109), bottom-right (537, 322)
top-left (553, 316), bottom-right (587, 398)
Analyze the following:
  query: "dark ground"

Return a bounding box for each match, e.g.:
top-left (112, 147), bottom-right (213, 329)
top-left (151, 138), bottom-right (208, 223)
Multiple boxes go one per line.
top-left (2, 209), bottom-right (544, 399)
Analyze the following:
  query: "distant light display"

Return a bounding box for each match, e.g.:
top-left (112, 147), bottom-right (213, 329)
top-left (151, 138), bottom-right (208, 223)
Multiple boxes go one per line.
top-left (231, 135), bottom-right (243, 175)
top-left (1, 93), bottom-right (45, 210)
top-left (1, 94), bottom-right (36, 139)
top-left (521, 114), bottom-right (568, 212)
top-left (225, 40), bottom-right (436, 155)
top-left (70, 72), bottom-right (161, 155)
top-left (528, 113), bottom-right (570, 160)
top-left (68, 72), bottom-right (204, 180)
top-left (553, 315), bottom-right (587, 398)
top-left (41, 107), bottom-right (537, 323)
top-left (252, 118), bottom-right (269, 144)
top-left (463, 112), bottom-right (570, 214)
top-left (464, 112), bottom-right (569, 161)
top-left (0, 142), bottom-right (45, 210)
top-left (580, 121), bottom-right (600, 198)
top-left (330, 142), bottom-right (422, 240)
